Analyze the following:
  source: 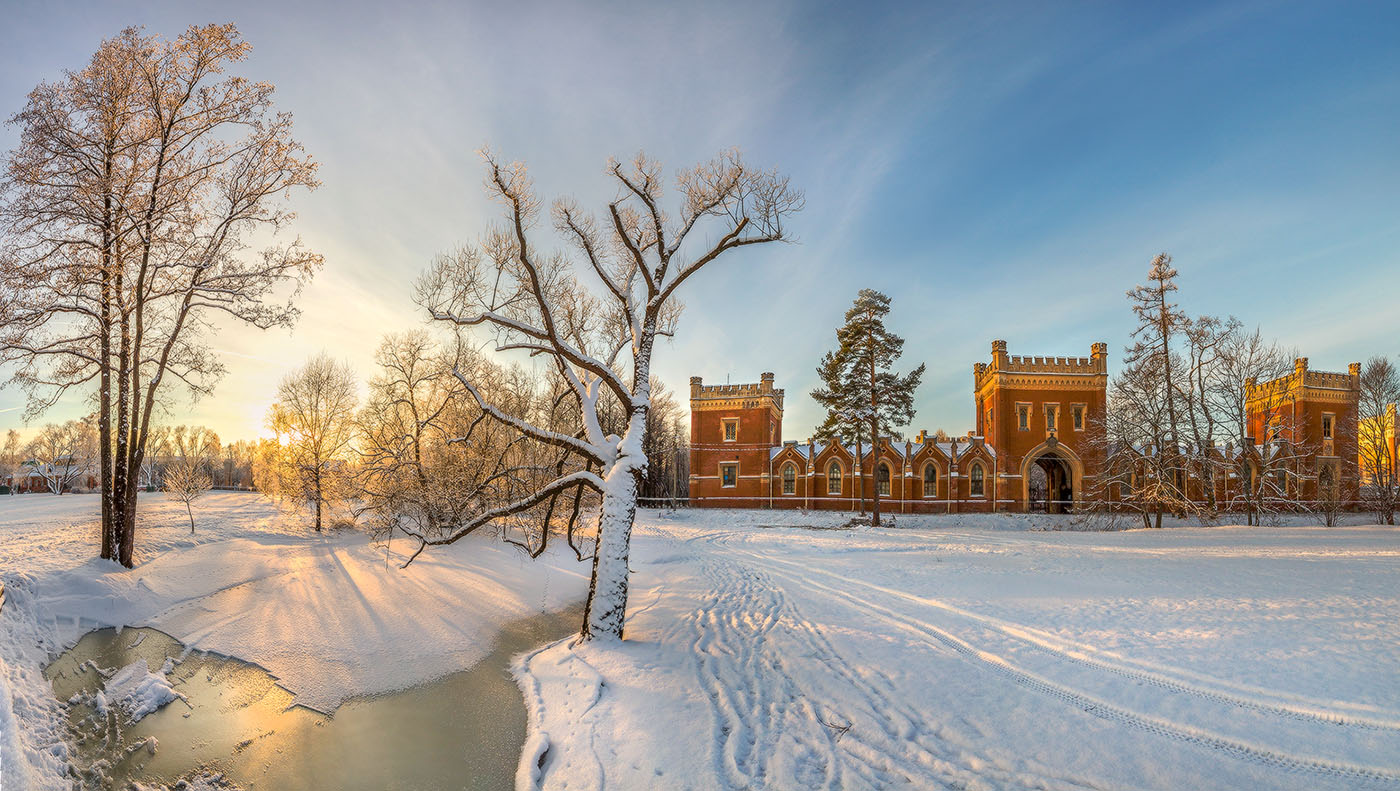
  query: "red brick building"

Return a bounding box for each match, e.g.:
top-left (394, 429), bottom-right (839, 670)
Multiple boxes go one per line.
top-left (1243, 358), bottom-right (1360, 506)
top-left (689, 341), bottom-right (1109, 513)
top-left (688, 345), bottom-right (1362, 513)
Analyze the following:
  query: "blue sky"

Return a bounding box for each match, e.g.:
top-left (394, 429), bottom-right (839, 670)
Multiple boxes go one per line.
top-left (2, 0), bottom-right (1397, 441)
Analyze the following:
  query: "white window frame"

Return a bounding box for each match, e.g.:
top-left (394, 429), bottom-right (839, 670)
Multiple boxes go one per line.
top-left (877, 462), bottom-right (891, 496)
top-left (781, 462), bottom-right (796, 495)
top-left (826, 461), bottom-right (842, 495)
top-left (922, 463), bottom-right (937, 497)
top-left (969, 463), bottom-right (985, 497)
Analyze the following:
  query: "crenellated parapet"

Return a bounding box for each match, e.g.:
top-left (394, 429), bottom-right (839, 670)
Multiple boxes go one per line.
top-left (975, 340), bottom-right (1109, 394)
top-left (1246, 358), bottom-right (1361, 407)
top-left (690, 372), bottom-right (785, 414)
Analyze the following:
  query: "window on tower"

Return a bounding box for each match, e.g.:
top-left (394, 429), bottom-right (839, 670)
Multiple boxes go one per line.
top-left (720, 463), bottom-right (737, 488)
top-left (1018, 405), bottom-right (1029, 431)
top-left (723, 419), bottom-right (737, 442)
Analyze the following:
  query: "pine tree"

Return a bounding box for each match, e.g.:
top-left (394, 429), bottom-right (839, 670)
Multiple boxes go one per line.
top-left (811, 289), bottom-right (925, 525)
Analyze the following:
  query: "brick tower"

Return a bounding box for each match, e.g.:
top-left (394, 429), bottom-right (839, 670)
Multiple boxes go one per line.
top-left (1245, 357), bottom-right (1360, 504)
top-left (973, 340), bottom-right (1109, 512)
top-left (689, 373), bottom-right (784, 507)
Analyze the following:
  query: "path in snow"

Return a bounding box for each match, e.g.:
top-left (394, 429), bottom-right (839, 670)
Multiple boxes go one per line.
top-left (522, 510), bottom-right (1400, 790)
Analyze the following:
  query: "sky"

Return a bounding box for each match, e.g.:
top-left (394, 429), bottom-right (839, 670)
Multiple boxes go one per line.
top-left (1, 0), bottom-right (1397, 444)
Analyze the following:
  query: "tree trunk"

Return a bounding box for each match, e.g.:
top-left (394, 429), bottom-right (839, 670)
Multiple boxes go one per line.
top-left (855, 438), bottom-right (865, 515)
top-left (582, 452), bottom-right (641, 642)
top-left (870, 417), bottom-right (881, 527)
top-left (187, 502), bottom-right (195, 534)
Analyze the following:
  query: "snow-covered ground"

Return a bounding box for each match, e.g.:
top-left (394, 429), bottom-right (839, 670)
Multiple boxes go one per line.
top-left (521, 509), bottom-right (1400, 790)
top-left (5, 494), bottom-right (1399, 790)
top-left (0, 492), bottom-right (589, 791)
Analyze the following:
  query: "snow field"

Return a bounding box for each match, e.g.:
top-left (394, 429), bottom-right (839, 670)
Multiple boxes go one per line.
top-left (520, 509), bottom-right (1400, 790)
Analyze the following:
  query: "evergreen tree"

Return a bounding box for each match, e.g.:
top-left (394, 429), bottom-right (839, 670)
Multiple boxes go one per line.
top-left (811, 289), bottom-right (925, 525)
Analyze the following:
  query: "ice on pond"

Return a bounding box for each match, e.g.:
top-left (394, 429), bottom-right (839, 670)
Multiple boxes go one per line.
top-left (46, 607), bottom-right (581, 790)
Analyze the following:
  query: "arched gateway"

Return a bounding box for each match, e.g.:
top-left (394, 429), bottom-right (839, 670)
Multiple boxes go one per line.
top-left (1020, 438), bottom-right (1083, 513)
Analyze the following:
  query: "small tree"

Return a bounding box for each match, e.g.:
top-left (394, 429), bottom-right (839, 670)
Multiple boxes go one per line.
top-left (0, 429), bottom-right (20, 493)
top-left (811, 289), bottom-right (924, 526)
top-left (165, 457), bottom-right (211, 533)
top-left (265, 353), bottom-right (358, 531)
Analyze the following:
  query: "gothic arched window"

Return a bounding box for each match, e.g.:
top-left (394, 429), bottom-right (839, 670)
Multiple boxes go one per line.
top-left (782, 463), bottom-right (796, 495)
top-left (877, 462), bottom-right (891, 496)
top-left (970, 463), bottom-right (985, 497)
top-left (827, 461), bottom-right (842, 495)
top-left (923, 464), bottom-right (938, 497)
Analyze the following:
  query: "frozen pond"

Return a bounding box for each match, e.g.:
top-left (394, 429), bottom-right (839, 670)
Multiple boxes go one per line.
top-left (46, 606), bottom-right (583, 790)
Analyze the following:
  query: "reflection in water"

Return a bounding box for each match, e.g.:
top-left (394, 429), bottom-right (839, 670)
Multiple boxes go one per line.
top-left (45, 607), bottom-right (582, 790)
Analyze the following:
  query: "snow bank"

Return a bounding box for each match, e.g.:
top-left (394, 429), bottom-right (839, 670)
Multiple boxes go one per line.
top-left (0, 492), bottom-right (590, 789)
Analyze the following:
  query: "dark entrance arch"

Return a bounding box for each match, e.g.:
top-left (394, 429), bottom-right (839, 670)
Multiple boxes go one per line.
top-left (1028, 452), bottom-right (1074, 514)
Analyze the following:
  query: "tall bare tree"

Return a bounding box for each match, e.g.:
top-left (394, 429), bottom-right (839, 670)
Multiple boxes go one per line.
top-left (264, 353), bottom-right (359, 531)
top-left (1357, 356), bottom-right (1400, 524)
top-left (414, 149), bottom-right (801, 641)
top-left (1209, 326), bottom-right (1295, 525)
top-left (0, 25), bottom-right (320, 566)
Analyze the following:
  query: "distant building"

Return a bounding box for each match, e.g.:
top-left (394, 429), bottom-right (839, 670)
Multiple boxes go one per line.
top-left (688, 344), bottom-right (1361, 513)
top-left (1244, 358), bottom-right (1360, 505)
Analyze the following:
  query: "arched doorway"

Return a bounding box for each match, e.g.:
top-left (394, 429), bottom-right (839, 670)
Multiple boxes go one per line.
top-left (1030, 453), bottom-right (1073, 513)
top-left (1020, 439), bottom-right (1084, 514)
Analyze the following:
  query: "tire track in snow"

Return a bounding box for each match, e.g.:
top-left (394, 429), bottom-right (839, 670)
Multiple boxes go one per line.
top-left (743, 547), bottom-right (1400, 786)
top-left (732, 535), bottom-right (1400, 734)
top-left (667, 531), bottom-right (1105, 790)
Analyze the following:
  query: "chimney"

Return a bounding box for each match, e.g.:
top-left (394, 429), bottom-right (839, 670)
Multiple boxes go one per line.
top-left (689, 376), bottom-right (703, 399)
top-left (760, 372), bottom-right (775, 393)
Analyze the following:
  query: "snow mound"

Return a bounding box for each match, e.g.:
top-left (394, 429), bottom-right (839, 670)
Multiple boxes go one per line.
top-left (100, 657), bottom-right (184, 723)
